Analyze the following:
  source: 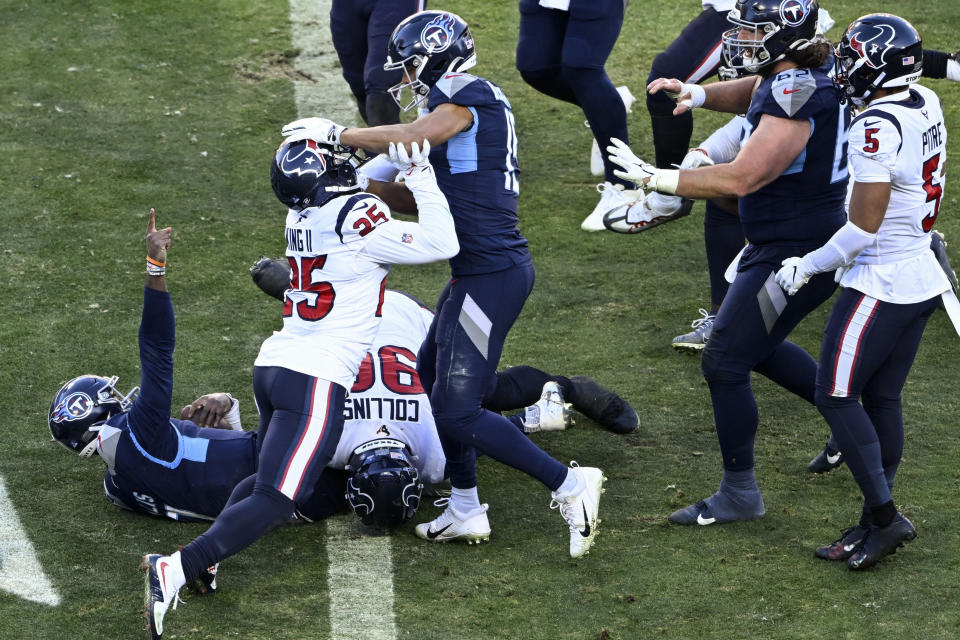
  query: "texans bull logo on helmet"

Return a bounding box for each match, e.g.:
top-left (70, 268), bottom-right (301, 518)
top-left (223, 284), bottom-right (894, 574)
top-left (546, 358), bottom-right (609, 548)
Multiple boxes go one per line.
top-left (279, 139), bottom-right (327, 178)
top-left (51, 392), bottom-right (95, 423)
top-left (420, 13), bottom-right (456, 53)
top-left (848, 23), bottom-right (898, 69)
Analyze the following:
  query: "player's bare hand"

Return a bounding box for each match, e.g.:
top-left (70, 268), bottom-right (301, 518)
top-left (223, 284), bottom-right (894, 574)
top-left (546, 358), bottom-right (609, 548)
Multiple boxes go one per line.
top-left (146, 208), bottom-right (172, 264)
top-left (180, 393), bottom-right (233, 428)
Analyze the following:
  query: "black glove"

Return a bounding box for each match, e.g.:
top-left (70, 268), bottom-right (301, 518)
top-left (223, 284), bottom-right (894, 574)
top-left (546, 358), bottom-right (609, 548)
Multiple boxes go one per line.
top-left (250, 256), bottom-right (290, 301)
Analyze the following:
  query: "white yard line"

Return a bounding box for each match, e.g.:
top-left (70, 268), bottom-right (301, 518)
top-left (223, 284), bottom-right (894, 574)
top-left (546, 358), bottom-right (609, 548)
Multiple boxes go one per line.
top-left (0, 475), bottom-right (60, 606)
top-left (287, 1), bottom-right (396, 638)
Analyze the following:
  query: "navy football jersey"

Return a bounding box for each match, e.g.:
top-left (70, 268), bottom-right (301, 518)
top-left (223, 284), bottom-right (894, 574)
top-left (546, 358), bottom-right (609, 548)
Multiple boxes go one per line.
top-left (739, 58), bottom-right (849, 244)
top-left (95, 288), bottom-right (259, 522)
top-left (427, 72), bottom-right (531, 276)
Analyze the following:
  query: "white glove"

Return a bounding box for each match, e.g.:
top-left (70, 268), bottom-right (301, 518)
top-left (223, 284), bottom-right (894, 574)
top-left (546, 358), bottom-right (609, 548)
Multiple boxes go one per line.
top-left (389, 140), bottom-right (432, 177)
top-left (679, 148), bottom-right (715, 170)
top-left (664, 82), bottom-right (706, 111)
top-left (776, 256), bottom-right (813, 295)
top-left (281, 117), bottom-right (346, 145)
top-left (606, 138), bottom-right (679, 194)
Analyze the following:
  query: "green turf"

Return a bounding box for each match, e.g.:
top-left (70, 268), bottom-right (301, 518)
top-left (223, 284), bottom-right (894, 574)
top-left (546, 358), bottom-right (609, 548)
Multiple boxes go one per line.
top-left (2, 1), bottom-right (959, 638)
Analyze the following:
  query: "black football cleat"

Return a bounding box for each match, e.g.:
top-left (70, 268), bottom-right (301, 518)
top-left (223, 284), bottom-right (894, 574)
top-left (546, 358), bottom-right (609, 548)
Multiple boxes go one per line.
top-left (848, 513), bottom-right (917, 570)
top-left (815, 525), bottom-right (869, 561)
top-left (808, 443), bottom-right (844, 473)
top-left (567, 376), bottom-right (638, 434)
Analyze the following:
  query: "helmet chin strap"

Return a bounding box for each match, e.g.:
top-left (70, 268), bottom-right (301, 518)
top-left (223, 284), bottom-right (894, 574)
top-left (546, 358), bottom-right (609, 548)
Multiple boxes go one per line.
top-left (78, 432), bottom-right (101, 459)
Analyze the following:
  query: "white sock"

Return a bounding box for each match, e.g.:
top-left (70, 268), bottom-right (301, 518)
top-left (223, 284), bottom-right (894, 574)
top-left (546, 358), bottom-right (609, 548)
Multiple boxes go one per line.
top-left (450, 486), bottom-right (482, 515)
top-left (646, 191), bottom-right (680, 209)
top-left (947, 59), bottom-right (960, 83)
top-left (554, 468), bottom-right (585, 498)
top-left (167, 551), bottom-right (187, 591)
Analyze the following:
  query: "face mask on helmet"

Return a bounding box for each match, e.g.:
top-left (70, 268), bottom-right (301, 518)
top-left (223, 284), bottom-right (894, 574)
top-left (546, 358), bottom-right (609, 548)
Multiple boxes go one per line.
top-left (721, 0), bottom-right (819, 75)
top-left (345, 438), bottom-right (422, 528)
top-left (270, 139), bottom-right (362, 211)
top-left (49, 375), bottom-right (138, 458)
top-left (833, 14), bottom-right (923, 107)
top-left (383, 11), bottom-right (477, 112)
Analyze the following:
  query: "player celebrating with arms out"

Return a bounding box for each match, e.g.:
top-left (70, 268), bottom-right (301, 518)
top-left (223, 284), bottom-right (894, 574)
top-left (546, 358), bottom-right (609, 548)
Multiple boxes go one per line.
top-left (142, 137), bottom-right (458, 639)
top-left (608, 0), bottom-right (848, 525)
top-left (775, 14), bottom-right (951, 569)
top-left (281, 10), bottom-right (608, 559)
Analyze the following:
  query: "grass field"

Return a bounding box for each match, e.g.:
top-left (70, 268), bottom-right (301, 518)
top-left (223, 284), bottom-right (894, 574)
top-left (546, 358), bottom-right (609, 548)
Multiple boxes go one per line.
top-left (2, 1), bottom-right (960, 638)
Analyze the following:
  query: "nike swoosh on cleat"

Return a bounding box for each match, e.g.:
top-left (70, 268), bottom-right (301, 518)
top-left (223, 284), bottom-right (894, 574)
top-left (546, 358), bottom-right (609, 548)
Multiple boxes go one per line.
top-left (159, 560), bottom-right (169, 589)
top-left (826, 453), bottom-right (842, 465)
top-left (579, 503), bottom-right (591, 537)
top-left (426, 524), bottom-right (452, 539)
top-left (696, 513), bottom-right (716, 526)
top-left (843, 543), bottom-right (857, 552)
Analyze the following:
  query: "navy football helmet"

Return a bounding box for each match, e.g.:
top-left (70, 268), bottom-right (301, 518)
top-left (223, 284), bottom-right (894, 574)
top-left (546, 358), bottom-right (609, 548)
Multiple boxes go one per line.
top-left (270, 139), bottom-right (361, 211)
top-left (345, 438), bottom-right (422, 528)
top-left (722, 0), bottom-right (820, 75)
top-left (383, 11), bottom-right (477, 112)
top-left (834, 14), bottom-right (923, 107)
top-left (49, 375), bottom-right (138, 458)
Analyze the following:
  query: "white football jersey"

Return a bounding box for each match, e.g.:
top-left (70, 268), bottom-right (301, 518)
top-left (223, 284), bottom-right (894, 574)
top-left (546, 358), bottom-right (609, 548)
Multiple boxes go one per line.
top-left (842, 84), bottom-right (951, 303)
top-left (255, 173), bottom-right (457, 389)
top-left (329, 291), bottom-right (447, 485)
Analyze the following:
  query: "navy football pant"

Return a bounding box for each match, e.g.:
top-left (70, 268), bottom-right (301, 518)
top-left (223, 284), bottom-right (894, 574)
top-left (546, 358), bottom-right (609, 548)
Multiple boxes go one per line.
top-left (516, 0), bottom-right (629, 187)
top-left (418, 264), bottom-right (569, 492)
top-left (647, 8), bottom-right (730, 168)
top-left (180, 368), bottom-right (344, 581)
top-left (815, 289), bottom-right (938, 509)
top-left (701, 246), bottom-right (837, 472)
top-left (704, 200), bottom-right (745, 309)
top-left (330, 0), bottom-right (425, 125)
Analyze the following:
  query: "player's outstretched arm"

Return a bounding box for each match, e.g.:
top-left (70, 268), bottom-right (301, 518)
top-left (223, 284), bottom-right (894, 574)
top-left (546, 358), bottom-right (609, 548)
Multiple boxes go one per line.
top-left (648, 76), bottom-right (757, 116)
top-left (146, 208), bottom-right (170, 292)
top-left (283, 104), bottom-right (474, 156)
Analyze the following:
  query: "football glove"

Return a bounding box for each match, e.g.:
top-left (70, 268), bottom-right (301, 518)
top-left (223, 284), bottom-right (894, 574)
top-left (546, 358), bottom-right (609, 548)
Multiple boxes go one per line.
top-left (281, 117), bottom-right (346, 146)
top-left (250, 255), bottom-right (290, 301)
top-left (834, 263), bottom-right (852, 284)
top-left (607, 138), bottom-right (679, 194)
top-left (775, 256), bottom-right (813, 295)
top-left (388, 140), bottom-right (432, 177)
top-left (679, 147), bottom-right (714, 170)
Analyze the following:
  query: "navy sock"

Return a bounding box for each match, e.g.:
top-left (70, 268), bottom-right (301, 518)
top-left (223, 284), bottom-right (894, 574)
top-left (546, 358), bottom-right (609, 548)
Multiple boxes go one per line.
top-left (815, 393), bottom-right (892, 509)
top-left (485, 365), bottom-right (572, 411)
top-left (179, 484), bottom-right (294, 581)
top-left (871, 500), bottom-right (897, 528)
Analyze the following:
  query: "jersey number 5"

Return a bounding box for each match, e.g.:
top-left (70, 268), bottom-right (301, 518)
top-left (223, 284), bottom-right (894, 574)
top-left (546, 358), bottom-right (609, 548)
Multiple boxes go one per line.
top-left (921, 154), bottom-right (943, 232)
top-left (283, 255), bottom-right (336, 321)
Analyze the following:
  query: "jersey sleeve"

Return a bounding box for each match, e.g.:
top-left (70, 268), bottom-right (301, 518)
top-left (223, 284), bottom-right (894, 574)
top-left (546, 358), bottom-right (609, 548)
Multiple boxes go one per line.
top-left (333, 193), bottom-right (395, 246)
top-left (427, 73), bottom-right (490, 110)
top-left (125, 287), bottom-right (180, 459)
top-left (848, 113), bottom-right (900, 182)
top-left (759, 68), bottom-right (828, 120)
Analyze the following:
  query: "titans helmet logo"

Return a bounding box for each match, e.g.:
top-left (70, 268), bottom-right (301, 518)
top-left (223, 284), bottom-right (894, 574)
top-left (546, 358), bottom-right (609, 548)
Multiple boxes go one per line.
top-left (848, 23), bottom-right (897, 69)
top-left (420, 13), bottom-right (456, 53)
top-left (280, 139), bottom-right (327, 178)
top-left (51, 392), bottom-right (94, 423)
top-left (779, 0), bottom-right (813, 27)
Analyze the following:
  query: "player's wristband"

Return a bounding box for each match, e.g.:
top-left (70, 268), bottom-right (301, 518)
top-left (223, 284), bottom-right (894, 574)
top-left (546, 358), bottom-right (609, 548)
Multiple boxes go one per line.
top-left (146, 255), bottom-right (166, 276)
top-left (650, 168), bottom-right (680, 195)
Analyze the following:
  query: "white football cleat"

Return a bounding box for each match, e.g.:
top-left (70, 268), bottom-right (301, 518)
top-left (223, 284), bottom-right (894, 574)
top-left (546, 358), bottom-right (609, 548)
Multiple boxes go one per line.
top-left (582, 182), bottom-right (642, 232)
top-left (415, 503), bottom-right (491, 544)
top-left (550, 463), bottom-right (606, 558)
top-left (141, 552), bottom-right (186, 639)
top-left (523, 381), bottom-right (574, 433)
top-left (603, 192), bottom-right (693, 234)
top-left (589, 86), bottom-right (636, 176)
